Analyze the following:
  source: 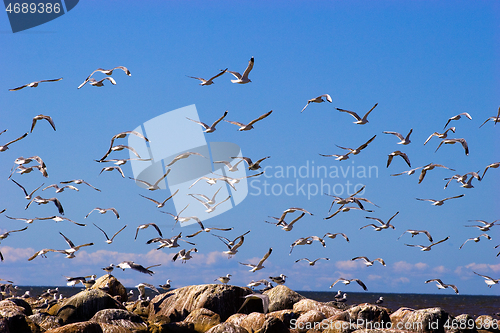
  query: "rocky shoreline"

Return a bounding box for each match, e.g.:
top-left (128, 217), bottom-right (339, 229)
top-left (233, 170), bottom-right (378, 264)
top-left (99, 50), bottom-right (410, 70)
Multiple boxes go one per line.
top-left (0, 274), bottom-right (498, 333)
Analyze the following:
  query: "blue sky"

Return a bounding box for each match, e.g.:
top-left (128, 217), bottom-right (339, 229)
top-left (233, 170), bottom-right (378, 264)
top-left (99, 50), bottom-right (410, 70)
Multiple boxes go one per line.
top-left (1, 1), bottom-right (499, 296)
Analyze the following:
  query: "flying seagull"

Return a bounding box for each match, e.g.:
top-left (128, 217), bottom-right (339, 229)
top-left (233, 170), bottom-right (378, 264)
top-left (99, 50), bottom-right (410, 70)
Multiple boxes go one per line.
top-left (418, 163), bottom-right (456, 184)
top-left (187, 68), bottom-right (227, 86)
top-left (398, 230), bottom-right (433, 242)
top-left (465, 220), bottom-right (498, 232)
top-left (319, 152), bottom-right (351, 161)
top-left (435, 138), bottom-right (469, 156)
top-left (324, 205), bottom-right (371, 220)
top-left (424, 127), bottom-right (456, 145)
top-left (9, 78), bottom-right (62, 91)
top-left (237, 292), bottom-right (269, 314)
top-left (60, 179), bottom-right (100, 191)
top-left (94, 224), bottom-right (127, 244)
top-left (186, 110), bottom-right (228, 133)
top-left (0, 226), bottom-right (28, 240)
top-left (172, 248), bottom-right (198, 263)
top-left (330, 277), bottom-right (367, 291)
top-left (289, 236), bottom-right (325, 254)
top-left (78, 66), bottom-right (131, 88)
top-left (479, 116), bottom-right (500, 128)
top-left (337, 103), bottom-right (377, 125)
top-left (139, 189), bottom-right (179, 208)
top-left (425, 279), bottom-right (459, 294)
top-left (459, 234), bottom-right (492, 249)
top-left (351, 256), bottom-right (386, 267)
top-left (294, 258), bottom-right (330, 266)
top-left (0, 132), bottom-right (28, 152)
top-left (227, 57), bottom-right (254, 84)
top-left (37, 216), bottom-right (86, 227)
top-left (405, 236), bottom-right (450, 251)
top-left (99, 144), bottom-right (141, 161)
top-left (31, 114), bottom-right (56, 133)
top-left (25, 196), bottom-right (64, 215)
top-left (335, 135), bottom-right (376, 155)
top-left (301, 94), bottom-right (332, 113)
top-left (323, 232), bottom-right (350, 242)
top-left (78, 77), bottom-right (116, 89)
top-left (42, 184), bottom-right (79, 193)
top-left (166, 152), bottom-right (207, 167)
top-left (387, 151), bottom-right (411, 168)
top-left (415, 194), bottom-right (464, 206)
top-left (212, 230), bottom-right (250, 247)
top-left (239, 247), bottom-right (272, 272)
top-left (360, 211), bottom-right (399, 231)
top-left (384, 129), bottom-right (413, 145)
top-left (443, 112), bottom-right (472, 129)
top-left (481, 162), bottom-right (499, 180)
top-left (186, 219), bottom-right (233, 238)
top-left (99, 166), bottom-right (125, 178)
top-left (135, 223), bottom-right (163, 240)
top-left (473, 271), bottom-right (500, 288)
top-left (85, 207), bottom-right (120, 219)
top-left (231, 156), bottom-right (270, 170)
top-left (129, 169), bottom-right (171, 191)
top-left (219, 235), bottom-right (245, 258)
top-left (213, 159), bottom-right (244, 172)
top-left (225, 110), bottom-right (273, 131)
top-left (11, 179), bottom-right (44, 199)
top-left (189, 187), bottom-right (222, 206)
top-left (115, 261), bottom-right (159, 275)
top-left (56, 232), bottom-right (94, 258)
top-left (265, 212), bottom-right (306, 232)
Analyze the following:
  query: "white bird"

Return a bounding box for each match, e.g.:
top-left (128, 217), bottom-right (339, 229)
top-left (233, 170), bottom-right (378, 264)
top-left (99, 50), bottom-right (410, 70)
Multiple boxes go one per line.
top-left (398, 230), bottom-right (433, 242)
top-left (31, 114), bottom-right (56, 132)
top-left (443, 172), bottom-right (480, 189)
top-left (323, 233), bottom-right (350, 242)
top-left (212, 230), bottom-right (250, 247)
top-left (481, 162), bottom-right (499, 180)
top-left (277, 207), bottom-right (313, 223)
top-left (360, 211), bottom-right (399, 231)
top-left (479, 116), bottom-right (500, 128)
top-left (336, 293), bottom-right (348, 303)
top-left (139, 189), bottom-right (179, 208)
top-left (405, 236), bottom-right (450, 251)
top-left (94, 224), bottom-right (127, 244)
top-left (319, 152), bottom-right (351, 161)
top-left (4, 216), bottom-right (43, 224)
top-left (99, 166), bottom-right (125, 178)
top-left (78, 77), bottom-right (116, 89)
top-left (25, 196), bottom-right (64, 215)
top-left (11, 179), bottom-right (44, 199)
top-left (136, 283), bottom-right (159, 300)
top-left (161, 204), bottom-right (198, 229)
top-left (387, 151), bottom-right (411, 168)
top-left (213, 160), bottom-right (244, 172)
top-left (473, 271), bottom-right (500, 288)
top-left (294, 258), bottom-right (330, 266)
top-left (42, 184), bottom-right (79, 193)
top-left (0, 132), bottom-right (28, 152)
top-left (191, 195), bottom-right (231, 213)
top-left (96, 157), bottom-right (151, 166)
top-left (135, 223), bottom-right (163, 240)
top-left (330, 278), bottom-right (367, 291)
top-left (186, 220), bottom-right (233, 238)
top-left (172, 248), bottom-right (198, 263)
top-left (301, 94), bottom-right (332, 113)
top-left (0, 227), bottom-right (28, 240)
top-left (60, 179), bottom-right (100, 191)
top-left (78, 66), bottom-right (131, 89)
top-left (351, 256), bottom-right (386, 267)
top-left (102, 264), bottom-right (114, 275)
top-left (375, 296), bottom-right (384, 304)
top-left (27, 248), bottom-right (58, 261)
top-left (418, 163), bottom-right (456, 184)
top-left (265, 212), bottom-right (305, 231)
top-left (337, 103), bottom-right (377, 125)
top-left (219, 235), bottom-right (245, 258)
top-left (37, 215), bottom-right (86, 227)
top-left (247, 279), bottom-right (272, 290)
top-left (424, 127), bottom-right (456, 145)
top-left (214, 172), bottom-right (264, 191)
top-left (9, 164), bottom-right (48, 179)
top-left (443, 112), bottom-right (472, 129)
top-left (85, 207), bottom-right (120, 219)
top-left (459, 234), bottom-right (491, 249)
top-left (390, 167), bottom-right (423, 177)
top-left (465, 220), bottom-right (498, 232)
top-left (225, 110), bottom-right (273, 131)
top-left (189, 175), bottom-right (220, 189)
top-left (231, 156), bottom-right (271, 170)
top-left (186, 110), bottom-right (228, 133)
top-left (147, 232), bottom-right (196, 250)
top-left (189, 187), bottom-right (222, 205)
top-left (239, 247), bottom-right (272, 272)
top-left (9, 78), bottom-right (62, 91)
top-left (325, 205), bottom-right (372, 220)
top-left (115, 261), bottom-right (159, 275)
top-left (289, 236), bottom-right (325, 254)
top-left (237, 292), bottom-right (269, 314)
top-left (166, 152), bottom-right (208, 167)
top-left (159, 280), bottom-right (171, 291)
top-left (425, 279), bottom-right (459, 294)
top-left (416, 194), bottom-right (465, 206)
top-left (335, 135), bottom-right (377, 155)
top-left (129, 169), bottom-right (171, 191)
top-left (384, 129), bottom-right (413, 145)
top-left (187, 68), bottom-right (227, 86)
top-left (56, 232), bottom-right (94, 259)
top-left (215, 274), bottom-right (232, 285)
top-left (269, 274), bottom-right (287, 285)
top-left (435, 138), bottom-right (469, 156)
top-left (227, 57), bottom-right (254, 84)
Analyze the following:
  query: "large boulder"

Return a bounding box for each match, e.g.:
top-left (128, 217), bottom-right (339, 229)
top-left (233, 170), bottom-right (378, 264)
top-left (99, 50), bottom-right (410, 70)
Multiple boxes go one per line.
top-left (44, 321), bottom-right (102, 332)
top-left (89, 308), bottom-right (147, 332)
top-left (55, 289), bottom-right (125, 325)
top-left (91, 275), bottom-right (128, 303)
top-left (183, 308), bottom-right (221, 333)
top-left (263, 285), bottom-right (305, 312)
top-left (255, 316), bottom-right (289, 333)
top-left (240, 312), bottom-right (266, 332)
top-left (293, 309), bottom-right (326, 333)
top-left (293, 298), bottom-right (340, 318)
top-left (148, 284), bottom-right (258, 322)
top-left (205, 322), bottom-right (248, 333)
top-left (347, 303), bottom-right (391, 328)
top-left (0, 300), bottom-right (33, 333)
top-left (390, 307), bottom-right (449, 333)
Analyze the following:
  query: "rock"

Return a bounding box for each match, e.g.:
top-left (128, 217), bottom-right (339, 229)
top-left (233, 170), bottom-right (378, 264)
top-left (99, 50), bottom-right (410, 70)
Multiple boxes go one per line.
top-left (56, 289), bottom-right (126, 325)
top-left (29, 312), bottom-right (61, 331)
top-left (240, 312), bottom-right (266, 332)
top-left (351, 329), bottom-right (409, 333)
top-left (1, 298), bottom-right (33, 315)
top-left (293, 298), bottom-right (340, 318)
top-left (322, 320), bottom-right (357, 333)
top-left (0, 301), bottom-right (32, 333)
top-left (89, 308), bottom-right (147, 331)
top-left (225, 313), bottom-right (247, 327)
top-left (91, 275), bottom-right (128, 303)
top-left (448, 314), bottom-right (477, 333)
top-left (148, 284), bottom-right (258, 322)
top-left (263, 285), bottom-right (306, 312)
top-left (293, 309), bottom-right (326, 333)
top-left (266, 309), bottom-right (298, 328)
top-left (205, 322), bottom-right (249, 333)
top-left (390, 307), bottom-right (449, 333)
top-left (44, 321), bottom-right (102, 332)
top-left (476, 315), bottom-right (498, 332)
top-left (183, 308), bottom-right (221, 333)
top-left (99, 323), bottom-right (135, 333)
top-left (347, 303), bottom-right (391, 328)
top-left (125, 300), bottom-right (150, 318)
top-left (255, 316), bottom-right (289, 333)
top-left (148, 321), bottom-right (196, 333)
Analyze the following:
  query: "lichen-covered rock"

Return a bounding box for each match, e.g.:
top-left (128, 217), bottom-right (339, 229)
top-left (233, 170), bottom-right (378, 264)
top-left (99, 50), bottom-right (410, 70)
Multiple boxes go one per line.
top-left (125, 300), bottom-right (150, 318)
top-left (293, 298), bottom-right (340, 318)
top-left (347, 303), bottom-right (391, 327)
top-left (183, 308), bottom-right (221, 333)
top-left (205, 322), bottom-right (249, 333)
top-left (322, 320), bottom-right (357, 333)
top-left (294, 309), bottom-right (326, 333)
top-left (148, 284), bottom-right (257, 322)
top-left (225, 313), bottom-right (247, 327)
top-left (0, 301), bottom-right (32, 333)
top-left (91, 275), bottom-right (128, 303)
top-left (148, 321), bottom-right (196, 333)
top-left (90, 308), bottom-right (147, 331)
top-left (55, 289), bottom-right (125, 325)
top-left (240, 312), bottom-right (266, 332)
top-left (255, 316), bottom-right (289, 333)
top-left (29, 312), bottom-right (61, 331)
top-left (99, 323), bottom-right (134, 333)
top-left (44, 321), bottom-right (102, 332)
top-left (266, 309), bottom-right (298, 328)
top-left (1, 298), bottom-right (33, 316)
top-left (390, 307), bottom-right (449, 333)
top-left (263, 285), bottom-right (306, 312)
top-left (475, 315), bottom-right (498, 332)
top-left (448, 314), bottom-right (477, 333)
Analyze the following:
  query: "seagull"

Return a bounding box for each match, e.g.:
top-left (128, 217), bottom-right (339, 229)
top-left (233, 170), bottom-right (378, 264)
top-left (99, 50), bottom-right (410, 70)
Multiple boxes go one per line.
top-left (9, 78), bottom-right (62, 91)
top-left (99, 166), bottom-right (125, 178)
top-left (384, 129), bottom-right (413, 145)
top-left (187, 68), bottom-right (227, 86)
top-left (269, 274), bottom-right (287, 285)
top-left (361, 211), bottom-right (399, 231)
top-left (56, 232), bottom-right (94, 258)
top-left (27, 248), bottom-right (58, 261)
top-left (390, 167), bottom-right (423, 177)
top-left (0, 132), bottom-right (28, 152)
top-left (375, 296), bottom-right (384, 304)
top-left (423, 127), bottom-right (456, 145)
top-left (11, 179), bottom-right (44, 199)
top-left (13, 155), bottom-right (46, 168)
top-left (109, 130), bottom-right (149, 148)
top-left (25, 196), bottom-right (64, 215)
top-left (189, 187), bottom-right (222, 206)
top-left (265, 212), bottom-right (305, 231)
top-left (325, 185), bottom-right (366, 209)
top-left (4, 216), bottom-right (43, 224)
top-left (459, 176), bottom-right (478, 189)
top-left (459, 234), bottom-right (492, 249)
top-left (416, 194), bottom-right (464, 206)
top-left (289, 236), bottom-right (325, 254)
top-left (481, 162), bottom-right (499, 180)
top-left (301, 94), bottom-right (332, 113)
top-left (166, 152), bottom-right (208, 167)
top-left (37, 216), bottom-right (86, 227)
top-left (191, 194), bottom-right (231, 214)
top-left (94, 224), bottom-right (127, 244)
top-left (135, 223), bottom-right (163, 240)
top-left (225, 110), bottom-right (273, 131)
top-left (102, 264), bottom-right (114, 275)
top-left (60, 179), bottom-right (100, 191)
top-left (148, 232), bottom-right (196, 250)
top-left (219, 235), bottom-right (245, 258)
top-left (330, 278), bottom-right (367, 291)
top-left (278, 207), bottom-right (313, 223)
top-left (96, 157), bottom-right (152, 166)
top-left (78, 66), bottom-right (131, 88)
top-left (172, 248), bottom-right (198, 263)
top-left (227, 57), bottom-right (254, 84)
top-left (443, 172), bottom-right (480, 189)
top-left (323, 233), bottom-right (350, 242)
top-left (212, 230), bottom-right (250, 247)
top-left (31, 115), bottom-right (56, 132)
top-left (247, 279), bottom-right (273, 290)
top-left (159, 280), bottom-right (171, 291)
top-left (319, 152), bottom-right (351, 161)
top-left (425, 279), bottom-right (459, 294)
top-left (85, 207), bottom-right (120, 219)
top-left (479, 116), bottom-right (500, 128)
top-left (213, 160), bottom-right (244, 172)
top-left (189, 175), bottom-right (220, 188)
top-left (337, 103), bottom-right (377, 125)
top-left (78, 77), bottom-right (116, 89)
top-left (42, 184), bottom-right (79, 193)
top-left (443, 112), bottom-right (472, 129)
top-left (129, 169), bottom-right (171, 191)
top-left (405, 236), bottom-right (450, 251)
top-left (100, 145), bottom-right (141, 161)
top-left (239, 247), bottom-right (272, 272)
top-left (335, 293), bottom-right (348, 303)
top-left (398, 230), bottom-right (433, 242)
top-left (136, 283), bottom-right (159, 300)
top-left (237, 292), bottom-right (270, 314)
top-left (387, 151), bottom-right (411, 168)
top-left (231, 156), bottom-right (270, 170)
top-left (324, 205), bottom-right (372, 220)
top-left (186, 110), bottom-right (228, 133)
top-left (294, 258), bottom-right (330, 266)
top-left (214, 172), bottom-right (264, 191)
top-left (418, 163), bottom-right (456, 184)
top-left (160, 204), bottom-right (196, 229)
top-left (465, 220), bottom-right (498, 232)
top-left (335, 135), bottom-right (377, 155)
top-left (9, 164), bottom-right (48, 179)
top-left (215, 274), bottom-right (232, 285)
top-left (351, 256), bottom-right (386, 267)
top-left (435, 138), bottom-right (469, 156)
top-left (0, 226), bottom-right (28, 240)
top-left (186, 220), bottom-right (233, 238)
top-left (473, 271), bottom-right (500, 288)
top-left (139, 189), bottom-right (179, 208)
top-left (115, 261), bottom-right (159, 275)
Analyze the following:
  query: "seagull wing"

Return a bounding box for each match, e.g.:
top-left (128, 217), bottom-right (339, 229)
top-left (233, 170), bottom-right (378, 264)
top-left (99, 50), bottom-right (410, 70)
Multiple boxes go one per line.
top-left (241, 57), bottom-right (254, 80)
top-left (337, 108), bottom-right (361, 121)
top-left (257, 248), bottom-right (272, 266)
top-left (431, 236), bottom-right (450, 248)
top-left (186, 117), bottom-right (210, 130)
top-left (383, 131), bottom-right (404, 141)
top-left (154, 169), bottom-right (171, 187)
top-left (357, 135), bottom-right (377, 151)
top-left (362, 103), bottom-right (378, 121)
top-left (247, 110), bottom-right (273, 126)
top-left (354, 279), bottom-right (368, 290)
top-left (211, 110), bottom-right (229, 128)
top-left (93, 223), bottom-right (110, 240)
top-left (139, 194), bottom-right (161, 205)
top-left (59, 232), bottom-right (75, 248)
top-left (208, 68), bottom-right (228, 81)
top-left (4, 132), bottom-right (28, 147)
